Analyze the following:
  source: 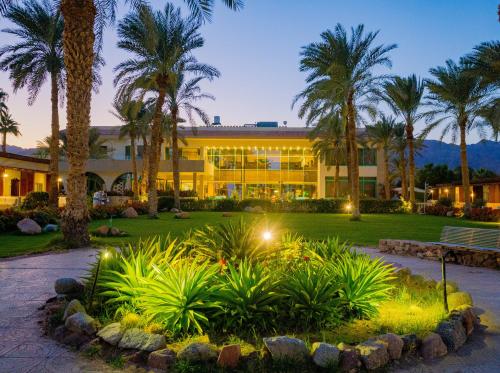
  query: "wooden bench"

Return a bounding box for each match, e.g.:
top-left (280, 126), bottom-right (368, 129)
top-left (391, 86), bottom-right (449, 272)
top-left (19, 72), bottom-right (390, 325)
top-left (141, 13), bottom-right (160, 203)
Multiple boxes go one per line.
top-left (433, 226), bottom-right (500, 252)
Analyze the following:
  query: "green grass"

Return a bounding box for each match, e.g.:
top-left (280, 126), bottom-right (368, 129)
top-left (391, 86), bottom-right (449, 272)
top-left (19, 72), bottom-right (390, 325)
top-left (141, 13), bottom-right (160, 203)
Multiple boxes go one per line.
top-left (0, 212), bottom-right (496, 258)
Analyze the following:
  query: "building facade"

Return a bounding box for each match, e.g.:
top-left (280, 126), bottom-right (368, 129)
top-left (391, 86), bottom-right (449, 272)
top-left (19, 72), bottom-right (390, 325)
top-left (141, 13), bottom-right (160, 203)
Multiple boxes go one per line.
top-left (433, 177), bottom-right (500, 208)
top-left (58, 125), bottom-right (385, 200)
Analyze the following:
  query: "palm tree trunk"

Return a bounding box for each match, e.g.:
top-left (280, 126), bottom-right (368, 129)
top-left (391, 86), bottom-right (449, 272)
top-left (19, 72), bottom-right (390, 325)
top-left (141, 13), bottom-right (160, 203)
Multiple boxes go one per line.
top-left (459, 122), bottom-right (471, 214)
top-left (147, 85), bottom-right (166, 218)
top-left (407, 121), bottom-right (416, 209)
top-left (345, 114), bottom-right (352, 192)
top-left (400, 150), bottom-right (407, 200)
top-left (171, 108), bottom-right (181, 210)
top-left (347, 94), bottom-right (360, 220)
top-left (334, 159), bottom-right (340, 198)
top-left (60, 0), bottom-right (95, 247)
top-left (130, 133), bottom-right (138, 199)
top-left (383, 147), bottom-right (390, 200)
top-left (2, 133), bottom-right (6, 152)
top-left (48, 72), bottom-right (60, 208)
top-left (141, 134), bottom-right (148, 196)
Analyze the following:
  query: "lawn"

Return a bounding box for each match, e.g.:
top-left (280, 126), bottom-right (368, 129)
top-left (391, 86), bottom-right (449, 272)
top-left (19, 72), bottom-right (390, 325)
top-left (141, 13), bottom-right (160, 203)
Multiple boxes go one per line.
top-left (0, 212), bottom-right (496, 258)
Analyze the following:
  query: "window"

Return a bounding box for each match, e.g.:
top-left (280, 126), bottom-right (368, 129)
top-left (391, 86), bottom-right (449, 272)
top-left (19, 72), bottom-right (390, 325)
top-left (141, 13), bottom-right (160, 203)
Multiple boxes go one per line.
top-left (359, 148), bottom-right (377, 166)
top-left (35, 183), bottom-right (43, 192)
top-left (125, 145), bottom-right (131, 160)
top-left (137, 145), bottom-right (144, 160)
top-left (324, 176), bottom-right (377, 198)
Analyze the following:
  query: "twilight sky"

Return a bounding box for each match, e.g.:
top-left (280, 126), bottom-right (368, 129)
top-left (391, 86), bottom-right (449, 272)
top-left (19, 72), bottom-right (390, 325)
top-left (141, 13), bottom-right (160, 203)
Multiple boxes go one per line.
top-left (0, 0), bottom-right (499, 148)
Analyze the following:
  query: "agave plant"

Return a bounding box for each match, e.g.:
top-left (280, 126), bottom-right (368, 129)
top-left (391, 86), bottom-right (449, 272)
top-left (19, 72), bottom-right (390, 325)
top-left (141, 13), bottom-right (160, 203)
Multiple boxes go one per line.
top-left (328, 254), bottom-right (395, 318)
top-left (139, 259), bottom-right (219, 335)
top-left (214, 259), bottom-right (283, 332)
top-left (304, 237), bottom-right (355, 264)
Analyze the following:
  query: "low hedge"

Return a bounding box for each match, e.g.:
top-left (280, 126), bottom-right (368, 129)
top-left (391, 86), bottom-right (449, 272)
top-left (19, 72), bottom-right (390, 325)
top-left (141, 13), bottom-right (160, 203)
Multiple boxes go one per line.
top-left (21, 191), bottom-right (49, 210)
top-left (0, 207), bottom-right (60, 233)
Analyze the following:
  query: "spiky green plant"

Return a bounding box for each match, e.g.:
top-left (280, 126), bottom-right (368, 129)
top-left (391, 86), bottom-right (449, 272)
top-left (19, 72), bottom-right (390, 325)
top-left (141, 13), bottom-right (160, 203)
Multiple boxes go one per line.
top-left (304, 237), bottom-right (354, 264)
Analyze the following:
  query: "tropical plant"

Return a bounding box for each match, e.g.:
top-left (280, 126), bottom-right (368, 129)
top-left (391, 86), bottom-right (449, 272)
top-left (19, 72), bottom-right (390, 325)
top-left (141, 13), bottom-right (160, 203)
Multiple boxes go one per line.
top-left (296, 24), bottom-right (396, 220)
top-left (328, 254), bottom-right (395, 318)
top-left (214, 259), bottom-right (282, 332)
top-left (304, 237), bottom-right (354, 264)
top-left (466, 40), bottom-right (500, 87)
top-left (115, 4), bottom-right (219, 217)
top-left (382, 75), bottom-right (425, 206)
top-left (365, 114), bottom-right (398, 199)
top-left (0, 112), bottom-right (20, 152)
top-left (391, 123), bottom-right (408, 198)
top-left (424, 60), bottom-right (494, 213)
top-left (0, 88), bottom-right (7, 120)
top-left (0, 0), bottom-right (64, 206)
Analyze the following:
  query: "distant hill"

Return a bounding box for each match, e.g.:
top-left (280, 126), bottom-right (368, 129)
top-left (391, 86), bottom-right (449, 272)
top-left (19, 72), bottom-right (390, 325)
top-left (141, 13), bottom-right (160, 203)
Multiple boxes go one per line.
top-left (4, 145), bottom-right (38, 156)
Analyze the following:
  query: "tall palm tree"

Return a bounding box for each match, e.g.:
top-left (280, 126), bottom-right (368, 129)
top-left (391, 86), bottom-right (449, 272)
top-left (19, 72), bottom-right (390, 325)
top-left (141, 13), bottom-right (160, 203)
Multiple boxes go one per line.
top-left (391, 122), bottom-right (408, 199)
top-left (309, 113), bottom-right (346, 198)
top-left (0, 0), bottom-right (64, 207)
top-left (0, 112), bottom-right (20, 152)
top-left (296, 24), bottom-right (396, 220)
top-left (466, 41), bottom-right (500, 88)
top-left (115, 4), bottom-right (219, 217)
top-left (382, 75), bottom-right (425, 208)
top-left (0, 89), bottom-right (7, 119)
top-left (365, 114), bottom-right (398, 200)
top-left (424, 60), bottom-right (494, 213)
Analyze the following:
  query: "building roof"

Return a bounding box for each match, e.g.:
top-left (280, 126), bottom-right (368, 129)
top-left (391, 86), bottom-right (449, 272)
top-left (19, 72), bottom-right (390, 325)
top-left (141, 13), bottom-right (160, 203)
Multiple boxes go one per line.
top-left (436, 177), bottom-right (500, 187)
top-left (0, 151), bottom-right (49, 164)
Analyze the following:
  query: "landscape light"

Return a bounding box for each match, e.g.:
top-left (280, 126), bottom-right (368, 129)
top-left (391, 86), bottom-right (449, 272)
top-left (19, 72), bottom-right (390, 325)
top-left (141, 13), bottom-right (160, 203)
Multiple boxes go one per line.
top-left (57, 177), bottom-right (62, 182)
top-left (345, 203), bottom-right (352, 212)
top-left (2, 173), bottom-right (8, 178)
top-left (262, 230), bottom-right (272, 241)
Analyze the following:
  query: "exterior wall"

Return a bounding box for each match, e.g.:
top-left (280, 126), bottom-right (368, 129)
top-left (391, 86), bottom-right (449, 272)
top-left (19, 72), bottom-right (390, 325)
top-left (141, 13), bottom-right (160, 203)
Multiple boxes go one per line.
top-left (436, 183), bottom-right (500, 209)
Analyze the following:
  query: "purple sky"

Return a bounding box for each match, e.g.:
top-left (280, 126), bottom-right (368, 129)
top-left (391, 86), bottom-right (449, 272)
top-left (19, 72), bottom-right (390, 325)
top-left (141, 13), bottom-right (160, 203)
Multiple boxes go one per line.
top-left (1, 0), bottom-right (499, 148)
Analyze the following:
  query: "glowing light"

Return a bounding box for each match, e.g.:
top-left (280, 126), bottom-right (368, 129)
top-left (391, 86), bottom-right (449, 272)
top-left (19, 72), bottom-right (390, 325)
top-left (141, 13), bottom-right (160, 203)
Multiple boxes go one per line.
top-left (2, 173), bottom-right (8, 178)
top-left (345, 203), bottom-right (352, 212)
top-left (102, 251), bottom-right (110, 260)
top-left (57, 177), bottom-right (63, 182)
top-left (262, 231), bottom-right (272, 241)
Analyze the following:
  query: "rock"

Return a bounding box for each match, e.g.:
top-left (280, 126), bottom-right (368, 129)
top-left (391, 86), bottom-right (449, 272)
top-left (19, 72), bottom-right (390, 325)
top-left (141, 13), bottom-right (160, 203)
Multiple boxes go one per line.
top-left (95, 225), bottom-right (110, 236)
top-left (148, 348), bottom-right (177, 370)
top-left (43, 224), bottom-right (59, 233)
top-left (222, 212), bottom-right (233, 217)
top-left (217, 344), bottom-right (241, 368)
top-left (262, 336), bottom-right (309, 362)
top-left (436, 317), bottom-right (467, 351)
top-left (110, 227), bottom-right (121, 236)
top-left (65, 312), bottom-right (98, 336)
top-left (177, 342), bottom-right (218, 362)
top-left (337, 345), bottom-right (361, 372)
top-left (17, 218), bottom-right (41, 235)
top-left (420, 332), bottom-right (447, 360)
top-left (377, 333), bottom-right (404, 359)
top-left (124, 350), bottom-right (149, 364)
top-left (243, 206), bottom-right (254, 213)
top-left (174, 212), bottom-right (190, 219)
top-left (311, 342), bottom-right (340, 368)
top-left (122, 207), bottom-right (138, 218)
top-left (356, 340), bottom-right (389, 370)
top-left (54, 278), bottom-right (84, 296)
top-left (459, 308), bottom-right (477, 335)
top-left (401, 334), bottom-right (419, 354)
top-left (446, 211), bottom-right (454, 217)
top-left (63, 299), bottom-right (86, 321)
top-left (252, 205), bottom-right (264, 213)
top-left (53, 325), bottom-right (70, 342)
top-left (80, 338), bottom-right (101, 354)
top-left (97, 322), bottom-right (123, 346)
top-left (118, 328), bottom-right (166, 352)
top-left (170, 207), bottom-right (180, 213)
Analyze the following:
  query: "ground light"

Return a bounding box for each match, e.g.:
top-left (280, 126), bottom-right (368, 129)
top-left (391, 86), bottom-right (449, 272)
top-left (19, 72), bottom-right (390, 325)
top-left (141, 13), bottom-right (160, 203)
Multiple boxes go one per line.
top-left (262, 230), bottom-right (272, 241)
top-left (88, 250), bottom-right (110, 312)
top-left (345, 203), bottom-right (353, 212)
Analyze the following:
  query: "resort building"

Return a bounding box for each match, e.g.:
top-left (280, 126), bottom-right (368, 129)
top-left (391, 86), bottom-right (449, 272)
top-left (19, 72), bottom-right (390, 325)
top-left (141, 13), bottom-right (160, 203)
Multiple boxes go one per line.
top-left (433, 177), bottom-right (500, 208)
top-left (58, 123), bottom-right (385, 200)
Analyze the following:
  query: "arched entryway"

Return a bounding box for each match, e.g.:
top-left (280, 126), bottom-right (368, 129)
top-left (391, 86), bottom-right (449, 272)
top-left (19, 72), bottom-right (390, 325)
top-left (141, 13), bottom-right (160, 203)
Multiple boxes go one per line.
top-left (111, 172), bottom-right (135, 195)
top-left (86, 172), bottom-right (105, 195)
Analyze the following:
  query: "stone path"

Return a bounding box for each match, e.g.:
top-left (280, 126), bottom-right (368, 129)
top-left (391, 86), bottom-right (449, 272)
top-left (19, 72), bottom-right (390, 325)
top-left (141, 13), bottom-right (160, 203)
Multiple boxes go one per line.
top-left (0, 248), bottom-right (498, 372)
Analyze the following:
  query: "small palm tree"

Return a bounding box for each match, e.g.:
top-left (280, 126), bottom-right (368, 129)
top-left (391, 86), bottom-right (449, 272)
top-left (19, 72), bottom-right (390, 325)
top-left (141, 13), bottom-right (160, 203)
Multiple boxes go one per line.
top-left (382, 75), bottom-right (425, 207)
top-left (0, 112), bottom-right (20, 152)
top-left (115, 4), bottom-right (219, 217)
top-left (0, 0), bottom-right (64, 207)
top-left (309, 113), bottom-right (346, 198)
top-left (424, 60), bottom-right (494, 213)
top-left (365, 115), bottom-right (398, 200)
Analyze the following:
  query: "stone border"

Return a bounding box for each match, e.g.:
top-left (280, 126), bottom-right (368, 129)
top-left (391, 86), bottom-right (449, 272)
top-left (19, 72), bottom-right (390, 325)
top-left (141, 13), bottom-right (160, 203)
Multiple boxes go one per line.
top-left (42, 277), bottom-right (481, 372)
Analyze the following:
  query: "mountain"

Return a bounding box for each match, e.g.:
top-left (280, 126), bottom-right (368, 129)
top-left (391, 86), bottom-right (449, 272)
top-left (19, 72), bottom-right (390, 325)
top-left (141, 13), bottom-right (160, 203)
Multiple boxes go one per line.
top-left (3, 145), bottom-right (38, 156)
top-left (416, 140), bottom-right (500, 174)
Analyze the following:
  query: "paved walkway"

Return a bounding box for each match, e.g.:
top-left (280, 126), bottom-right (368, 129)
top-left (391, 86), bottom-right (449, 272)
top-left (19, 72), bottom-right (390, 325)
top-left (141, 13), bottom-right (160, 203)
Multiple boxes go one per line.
top-left (0, 248), bottom-right (499, 372)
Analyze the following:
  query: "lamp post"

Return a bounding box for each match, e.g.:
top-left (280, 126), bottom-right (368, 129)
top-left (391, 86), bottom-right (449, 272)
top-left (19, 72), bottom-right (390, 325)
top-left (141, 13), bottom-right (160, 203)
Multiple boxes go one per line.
top-left (88, 250), bottom-right (110, 312)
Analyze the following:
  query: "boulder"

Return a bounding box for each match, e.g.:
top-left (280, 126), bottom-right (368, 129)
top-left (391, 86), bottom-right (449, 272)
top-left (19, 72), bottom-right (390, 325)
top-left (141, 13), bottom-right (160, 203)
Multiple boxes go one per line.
top-left (217, 344), bottom-right (241, 368)
top-left (459, 308), bottom-right (477, 335)
top-left (222, 212), bottom-right (233, 217)
top-left (252, 205), bottom-right (264, 213)
top-left (122, 207), bottom-right (138, 218)
top-left (311, 342), bottom-right (340, 368)
top-left (63, 299), bottom-right (86, 321)
top-left (174, 212), bottom-right (190, 219)
top-left (446, 210), bottom-right (454, 217)
top-left (170, 208), bottom-right (181, 213)
top-left (65, 312), bottom-right (98, 336)
top-left (401, 334), bottom-right (419, 354)
top-left (95, 225), bottom-right (110, 236)
top-left (110, 227), bottom-right (121, 236)
top-left (377, 333), bottom-right (404, 359)
top-left (17, 218), bottom-right (41, 235)
top-left (54, 325), bottom-right (91, 348)
top-left (436, 317), bottom-right (467, 351)
top-left (43, 224), bottom-right (59, 233)
top-left (54, 278), bottom-right (84, 296)
top-left (118, 328), bottom-right (166, 352)
top-left (263, 336), bottom-right (309, 362)
top-left (178, 342), bottom-right (218, 362)
top-left (356, 340), bottom-right (389, 370)
top-left (243, 206), bottom-right (254, 213)
top-left (97, 322), bottom-right (123, 346)
top-left (148, 348), bottom-right (177, 370)
top-left (337, 344), bottom-right (361, 372)
top-left (420, 332), bottom-right (447, 360)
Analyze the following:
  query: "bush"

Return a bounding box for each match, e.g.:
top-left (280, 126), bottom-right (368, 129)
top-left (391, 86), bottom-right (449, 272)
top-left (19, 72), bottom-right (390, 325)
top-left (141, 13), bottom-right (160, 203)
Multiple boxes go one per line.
top-left (28, 207), bottom-right (59, 227)
top-left (448, 291), bottom-right (473, 310)
top-left (469, 207), bottom-right (500, 222)
top-left (471, 198), bottom-right (486, 209)
top-left (359, 198), bottom-right (402, 213)
top-left (157, 196), bottom-right (175, 211)
top-left (88, 205), bottom-right (123, 220)
top-left (437, 197), bottom-right (453, 208)
top-left (21, 191), bottom-right (49, 210)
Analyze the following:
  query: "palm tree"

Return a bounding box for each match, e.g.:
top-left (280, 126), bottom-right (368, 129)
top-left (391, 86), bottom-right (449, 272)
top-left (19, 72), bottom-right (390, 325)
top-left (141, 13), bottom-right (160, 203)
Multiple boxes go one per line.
top-left (466, 41), bottom-right (500, 87)
top-left (0, 89), bottom-right (7, 119)
top-left (309, 113), bottom-right (346, 198)
top-left (382, 75), bottom-right (425, 208)
top-left (391, 123), bottom-right (408, 199)
top-left (296, 24), bottom-right (396, 219)
top-left (365, 114), bottom-right (398, 200)
top-left (115, 4), bottom-right (219, 217)
top-left (0, 112), bottom-right (20, 152)
top-left (424, 60), bottom-right (494, 213)
top-left (0, 0), bottom-right (64, 207)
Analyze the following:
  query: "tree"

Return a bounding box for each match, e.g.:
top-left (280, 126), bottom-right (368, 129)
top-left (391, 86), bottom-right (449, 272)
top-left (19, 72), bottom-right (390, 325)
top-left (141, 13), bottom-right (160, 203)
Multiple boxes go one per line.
top-left (0, 89), bottom-right (7, 119)
top-left (424, 60), bottom-right (494, 213)
top-left (391, 123), bottom-right (407, 198)
top-left (115, 4), bottom-right (219, 217)
top-left (296, 24), bottom-right (396, 219)
top-left (415, 163), bottom-right (455, 188)
top-left (466, 41), bottom-right (500, 88)
top-left (0, 112), bottom-right (20, 151)
top-left (0, 0), bottom-right (64, 207)
top-left (382, 75), bottom-right (425, 208)
top-left (472, 167), bottom-right (496, 180)
top-left (309, 113), bottom-right (346, 198)
top-left (365, 114), bottom-right (398, 200)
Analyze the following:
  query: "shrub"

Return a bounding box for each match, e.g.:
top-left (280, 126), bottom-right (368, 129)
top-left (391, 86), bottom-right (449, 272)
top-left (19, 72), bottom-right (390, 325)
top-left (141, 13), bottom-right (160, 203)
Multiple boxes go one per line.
top-left (471, 198), bottom-right (486, 209)
top-left (447, 291), bottom-right (473, 310)
top-left (469, 207), bottom-right (500, 222)
top-left (28, 208), bottom-right (58, 227)
top-left (437, 197), bottom-right (453, 208)
top-left (304, 237), bottom-right (354, 264)
top-left (21, 191), bottom-right (49, 210)
top-left (157, 196), bottom-right (175, 211)
top-left (359, 198), bottom-right (402, 213)
top-left (88, 205), bottom-right (123, 220)
top-left (213, 198), bottom-right (239, 211)
top-left (128, 201), bottom-right (148, 215)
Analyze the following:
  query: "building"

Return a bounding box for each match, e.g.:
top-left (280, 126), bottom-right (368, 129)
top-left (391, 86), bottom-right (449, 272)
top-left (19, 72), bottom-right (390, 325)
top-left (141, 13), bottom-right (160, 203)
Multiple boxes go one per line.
top-left (58, 124), bottom-right (385, 201)
top-left (0, 152), bottom-right (50, 209)
top-left (433, 177), bottom-right (500, 208)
